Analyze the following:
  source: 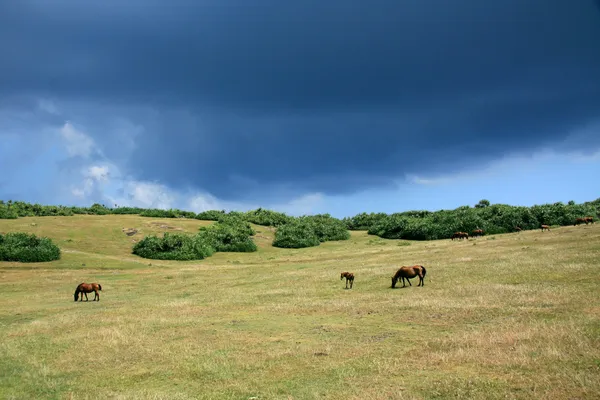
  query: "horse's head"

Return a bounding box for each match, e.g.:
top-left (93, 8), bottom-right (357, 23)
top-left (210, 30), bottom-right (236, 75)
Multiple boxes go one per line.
top-left (391, 276), bottom-right (397, 288)
top-left (340, 273), bottom-right (344, 280)
top-left (73, 290), bottom-right (79, 302)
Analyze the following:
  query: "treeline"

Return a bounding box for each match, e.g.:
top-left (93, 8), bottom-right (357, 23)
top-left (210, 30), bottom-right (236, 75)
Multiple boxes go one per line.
top-left (2, 198), bottom-right (600, 246)
top-left (343, 199), bottom-right (600, 240)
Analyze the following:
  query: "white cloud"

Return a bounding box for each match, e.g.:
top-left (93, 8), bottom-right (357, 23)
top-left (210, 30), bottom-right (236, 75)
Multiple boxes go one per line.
top-left (86, 165), bottom-right (110, 182)
top-left (59, 121), bottom-right (98, 158)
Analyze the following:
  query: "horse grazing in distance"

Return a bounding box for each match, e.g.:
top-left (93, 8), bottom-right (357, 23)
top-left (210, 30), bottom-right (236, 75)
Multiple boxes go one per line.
top-left (585, 216), bottom-right (595, 224)
top-left (74, 282), bottom-right (102, 302)
top-left (540, 225), bottom-right (550, 232)
top-left (340, 272), bottom-right (354, 289)
top-left (451, 232), bottom-right (469, 240)
top-left (391, 265), bottom-right (427, 289)
top-left (575, 218), bottom-right (589, 226)
top-left (514, 226), bottom-right (522, 232)
top-left (472, 229), bottom-right (484, 237)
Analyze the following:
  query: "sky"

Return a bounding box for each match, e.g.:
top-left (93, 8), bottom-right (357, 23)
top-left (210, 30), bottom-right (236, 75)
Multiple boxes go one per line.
top-left (1, 0), bottom-right (599, 218)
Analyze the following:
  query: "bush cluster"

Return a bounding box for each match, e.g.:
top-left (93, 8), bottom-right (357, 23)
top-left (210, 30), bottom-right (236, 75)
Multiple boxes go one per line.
top-left (0, 232), bottom-right (61, 262)
top-left (272, 214), bottom-right (350, 248)
top-left (133, 216), bottom-right (257, 260)
top-left (195, 210), bottom-right (226, 221)
top-left (361, 200), bottom-right (600, 241)
top-left (132, 232), bottom-right (215, 260)
top-left (243, 208), bottom-right (293, 227)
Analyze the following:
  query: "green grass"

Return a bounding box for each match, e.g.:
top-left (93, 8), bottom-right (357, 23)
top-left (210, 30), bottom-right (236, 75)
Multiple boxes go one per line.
top-left (0, 215), bottom-right (599, 399)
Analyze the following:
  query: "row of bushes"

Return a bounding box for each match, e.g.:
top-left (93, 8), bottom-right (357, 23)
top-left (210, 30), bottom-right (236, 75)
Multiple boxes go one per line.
top-left (3, 198), bottom-right (600, 246)
top-left (0, 232), bottom-right (61, 263)
top-left (343, 199), bottom-right (600, 241)
top-left (0, 201), bottom-right (293, 226)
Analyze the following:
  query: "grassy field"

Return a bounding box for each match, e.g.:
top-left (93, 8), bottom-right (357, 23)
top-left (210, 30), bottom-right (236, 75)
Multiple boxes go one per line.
top-left (0, 215), bottom-right (599, 400)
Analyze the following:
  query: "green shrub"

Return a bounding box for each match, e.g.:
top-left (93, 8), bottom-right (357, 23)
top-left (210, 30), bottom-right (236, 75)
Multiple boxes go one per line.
top-left (0, 205), bottom-right (18, 219)
top-left (301, 214), bottom-right (350, 242)
top-left (342, 212), bottom-right (388, 230)
top-left (111, 207), bottom-right (145, 215)
top-left (132, 232), bottom-right (215, 260)
top-left (216, 214), bottom-right (256, 237)
top-left (133, 213), bottom-right (258, 260)
top-left (244, 208), bottom-right (293, 227)
top-left (139, 208), bottom-right (194, 218)
top-left (272, 220), bottom-right (321, 248)
top-left (195, 210), bottom-right (227, 221)
top-left (0, 232), bottom-right (61, 262)
top-left (198, 223), bottom-right (257, 253)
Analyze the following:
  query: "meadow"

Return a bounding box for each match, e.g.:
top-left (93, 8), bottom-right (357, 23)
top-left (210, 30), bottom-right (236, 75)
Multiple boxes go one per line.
top-left (0, 214), bottom-right (599, 399)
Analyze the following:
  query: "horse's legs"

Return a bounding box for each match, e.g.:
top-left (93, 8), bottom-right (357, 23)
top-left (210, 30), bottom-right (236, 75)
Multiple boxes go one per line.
top-left (94, 289), bottom-right (99, 301)
top-left (84, 292), bottom-right (89, 301)
top-left (350, 279), bottom-right (353, 289)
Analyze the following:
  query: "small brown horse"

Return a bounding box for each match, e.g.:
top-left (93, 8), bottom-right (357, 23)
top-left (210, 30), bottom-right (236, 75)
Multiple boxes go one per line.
top-left (391, 265), bottom-right (426, 288)
top-left (451, 232), bottom-right (469, 240)
top-left (540, 225), bottom-right (550, 232)
top-left (585, 216), bottom-right (594, 224)
top-left (472, 229), bottom-right (484, 237)
top-left (340, 272), bottom-right (354, 289)
top-left (514, 226), bottom-right (522, 232)
top-left (74, 282), bottom-right (102, 302)
top-left (575, 217), bottom-right (589, 226)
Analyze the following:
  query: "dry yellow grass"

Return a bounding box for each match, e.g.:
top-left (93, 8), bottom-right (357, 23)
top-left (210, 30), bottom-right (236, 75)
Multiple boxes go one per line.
top-left (1, 215), bottom-right (599, 399)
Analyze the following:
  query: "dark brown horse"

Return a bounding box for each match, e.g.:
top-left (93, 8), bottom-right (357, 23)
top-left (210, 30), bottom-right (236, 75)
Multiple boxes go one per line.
top-left (340, 272), bottom-right (354, 289)
top-left (540, 225), bottom-right (550, 232)
top-left (585, 216), bottom-right (594, 224)
top-left (451, 232), bottom-right (469, 240)
top-left (575, 217), bottom-right (589, 226)
top-left (391, 265), bottom-right (426, 288)
top-left (472, 229), bottom-right (484, 237)
top-left (74, 282), bottom-right (102, 302)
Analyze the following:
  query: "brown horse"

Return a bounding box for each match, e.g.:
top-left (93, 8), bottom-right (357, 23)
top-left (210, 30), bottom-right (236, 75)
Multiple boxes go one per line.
top-left (451, 232), bottom-right (469, 240)
top-left (472, 229), bottom-right (484, 237)
top-left (540, 225), bottom-right (550, 232)
top-left (74, 282), bottom-right (102, 302)
top-left (340, 272), bottom-right (354, 289)
top-left (575, 217), bottom-right (589, 226)
top-left (585, 216), bottom-right (595, 224)
top-left (514, 226), bottom-right (522, 232)
top-left (391, 265), bottom-right (426, 288)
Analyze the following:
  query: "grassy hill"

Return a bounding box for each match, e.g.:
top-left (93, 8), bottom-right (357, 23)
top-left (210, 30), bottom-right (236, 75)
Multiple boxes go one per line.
top-left (0, 215), bottom-right (599, 399)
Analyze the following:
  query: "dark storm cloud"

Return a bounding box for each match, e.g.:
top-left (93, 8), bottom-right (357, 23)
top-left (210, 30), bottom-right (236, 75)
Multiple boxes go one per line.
top-left (1, 0), bottom-right (600, 200)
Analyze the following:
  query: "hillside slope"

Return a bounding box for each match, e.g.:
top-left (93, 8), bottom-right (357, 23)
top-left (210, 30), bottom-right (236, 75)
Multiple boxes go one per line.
top-left (0, 215), bottom-right (599, 399)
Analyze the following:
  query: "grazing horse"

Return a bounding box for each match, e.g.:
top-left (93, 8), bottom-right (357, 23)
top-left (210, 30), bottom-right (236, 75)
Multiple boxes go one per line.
top-left (74, 282), bottom-right (102, 302)
top-left (585, 216), bottom-right (595, 224)
top-left (391, 265), bottom-right (427, 288)
top-left (575, 217), bottom-right (589, 226)
top-left (451, 232), bottom-right (469, 240)
top-left (472, 229), bottom-right (484, 237)
top-left (540, 225), bottom-right (550, 232)
top-left (340, 272), bottom-right (354, 289)
top-left (514, 226), bottom-right (522, 232)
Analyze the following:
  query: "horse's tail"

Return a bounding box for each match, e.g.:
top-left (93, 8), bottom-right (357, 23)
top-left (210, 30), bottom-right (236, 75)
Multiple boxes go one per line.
top-left (98, 284), bottom-right (102, 291)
